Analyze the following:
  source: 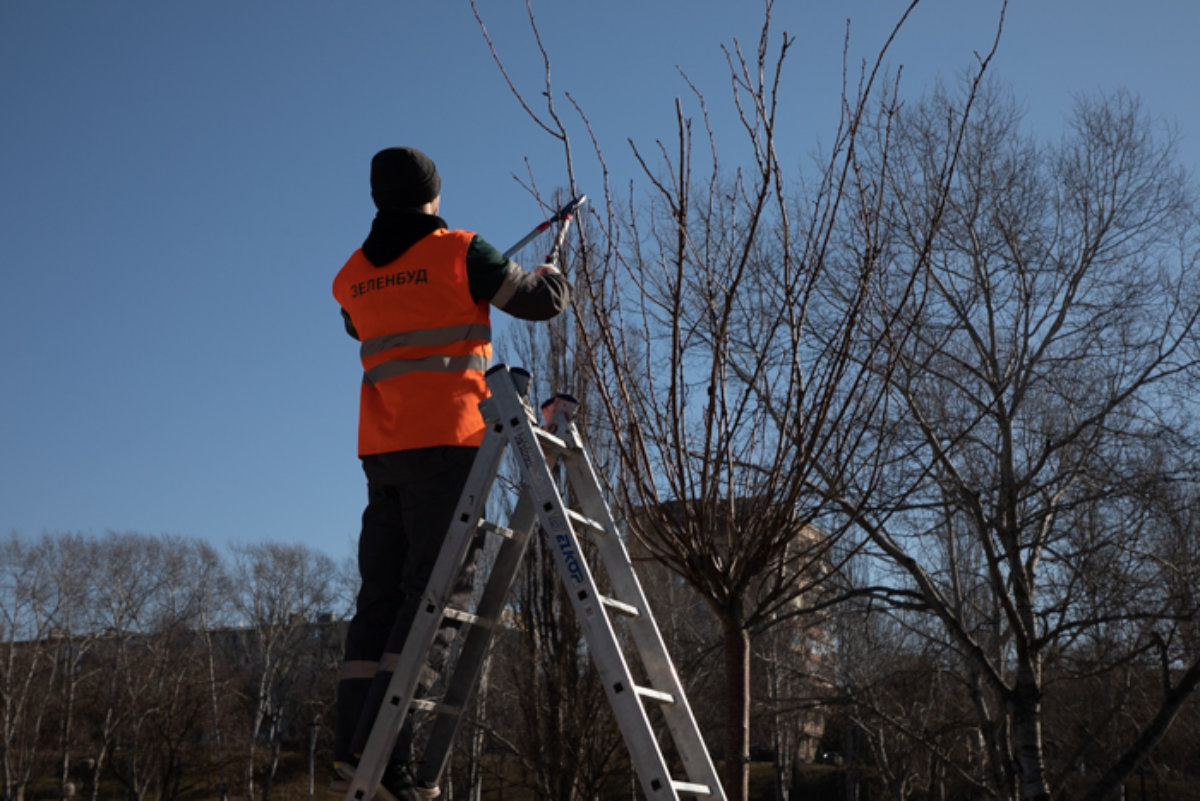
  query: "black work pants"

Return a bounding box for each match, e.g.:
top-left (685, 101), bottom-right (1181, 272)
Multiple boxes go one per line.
top-left (334, 445), bottom-right (481, 765)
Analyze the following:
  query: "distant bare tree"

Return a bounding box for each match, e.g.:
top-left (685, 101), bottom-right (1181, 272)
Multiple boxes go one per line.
top-left (834, 80), bottom-right (1200, 800)
top-left (195, 541), bottom-right (236, 801)
top-left (0, 535), bottom-right (60, 801)
top-left (229, 542), bottom-right (340, 801)
top-left (0, 533), bottom-right (353, 801)
top-left (43, 534), bottom-right (101, 801)
top-left (74, 533), bottom-right (215, 801)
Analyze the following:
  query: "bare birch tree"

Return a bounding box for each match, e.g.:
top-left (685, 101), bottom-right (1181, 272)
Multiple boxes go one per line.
top-left (78, 532), bottom-right (177, 801)
top-left (0, 534), bottom-right (60, 801)
top-left (44, 534), bottom-right (101, 801)
top-left (75, 533), bottom-right (216, 801)
top-left (229, 542), bottom-right (340, 801)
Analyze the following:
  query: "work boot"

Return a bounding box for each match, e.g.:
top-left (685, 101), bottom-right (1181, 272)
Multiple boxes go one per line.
top-left (327, 762), bottom-right (354, 796)
top-left (381, 762), bottom-right (440, 801)
top-left (326, 761), bottom-right (439, 801)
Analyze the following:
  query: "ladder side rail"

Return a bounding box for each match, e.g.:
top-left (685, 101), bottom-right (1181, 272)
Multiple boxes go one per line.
top-left (412, 486), bottom-right (542, 788)
top-left (344, 423), bottom-right (511, 801)
top-left (559, 443), bottom-right (727, 800)
top-left (530, 466), bottom-right (682, 801)
top-left (415, 378), bottom-right (574, 789)
top-left (559, 445), bottom-right (702, 693)
top-left (487, 375), bottom-right (684, 800)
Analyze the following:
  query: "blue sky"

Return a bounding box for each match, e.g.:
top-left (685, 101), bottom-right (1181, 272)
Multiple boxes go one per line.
top-left (3, 0), bottom-right (1198, 564)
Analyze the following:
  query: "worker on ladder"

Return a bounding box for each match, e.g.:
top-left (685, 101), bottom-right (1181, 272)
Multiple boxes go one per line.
top-left (330, 146), bottom-right (571, 801)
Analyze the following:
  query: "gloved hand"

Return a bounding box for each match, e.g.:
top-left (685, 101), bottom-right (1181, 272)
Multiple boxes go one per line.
top-left (535, 263), bottom-right (560, 276)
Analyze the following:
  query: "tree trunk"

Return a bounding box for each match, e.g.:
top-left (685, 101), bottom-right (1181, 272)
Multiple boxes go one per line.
top-left (202, 624), bottom-right (230, 801)
top-left (1010, 665), bottom-right (1049, 801)
top-left (307, 720), bottom-right (318, 801)
top-left (58, 638), bottom-right (78, 801)
top-left (722, 620), bottom-right (750, 801)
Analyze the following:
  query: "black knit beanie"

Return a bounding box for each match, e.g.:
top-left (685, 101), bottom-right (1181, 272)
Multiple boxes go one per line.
top-left (370, 147), bottom-right (441, 210)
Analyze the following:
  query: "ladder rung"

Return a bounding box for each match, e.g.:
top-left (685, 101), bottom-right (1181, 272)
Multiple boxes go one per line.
top-left (672, 780), bottom-right (714, 797)
top-left (442, 608), bottom-right (488, 627)
top-left (531, 426), bottom-right (571, 453)
top-left (600, 596), bottom-right (641, 617)
top-left (565, 508), bottom-right (607, 535)
top-left (634, 685), bottom-right (676, 704)
top-left (411, 698), bottom-right (462, 716)
top-left (478, 519), bottom-right (520, 540)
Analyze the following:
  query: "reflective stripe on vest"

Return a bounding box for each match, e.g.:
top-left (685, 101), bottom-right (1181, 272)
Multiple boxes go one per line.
top-left (364, 352), bottom-right (491, 386)
top-left (359, 322), bottom-right (492, 359)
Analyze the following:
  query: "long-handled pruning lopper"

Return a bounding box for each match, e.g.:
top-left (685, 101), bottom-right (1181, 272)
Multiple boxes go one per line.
top-left (502, 194), bottom-right (587, 267)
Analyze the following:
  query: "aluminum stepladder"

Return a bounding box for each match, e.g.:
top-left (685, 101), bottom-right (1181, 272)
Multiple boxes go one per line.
top-left (343, 363), bottom-right (727, 801)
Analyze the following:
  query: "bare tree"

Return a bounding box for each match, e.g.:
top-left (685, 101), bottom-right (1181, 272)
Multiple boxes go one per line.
top-left (196, 546), bottom-right (236, 801)
top-left (67, 533), bottom-right (217, 801)
top-left (835, 80), bottom-right (1200, 799)
top-left (0, 532), bottom-right (353, 801)
top-left (228, 542), bottom-right (340, 801)
top-left (80, 533), bottom-right (174, 801)
top-left (465, 2), bottom-right (1012, 798)
top-left (0, 534), bottom-right (61, 801)
top-left (568, 5), bottom-right (991, 797)
top-left (43, 534), bottom-right (102, 801)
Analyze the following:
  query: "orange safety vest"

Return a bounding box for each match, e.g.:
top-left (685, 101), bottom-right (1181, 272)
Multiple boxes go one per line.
top-left (332, 229), bottom-right (492, 455)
